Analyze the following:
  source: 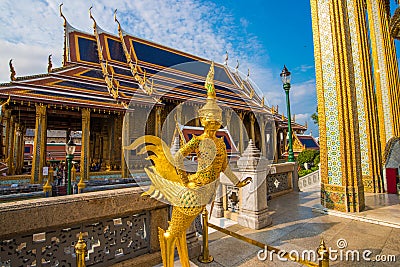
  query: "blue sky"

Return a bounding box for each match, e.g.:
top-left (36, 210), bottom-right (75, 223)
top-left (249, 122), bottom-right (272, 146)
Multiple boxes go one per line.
top-left (0, 0), bottom-right (318, 135)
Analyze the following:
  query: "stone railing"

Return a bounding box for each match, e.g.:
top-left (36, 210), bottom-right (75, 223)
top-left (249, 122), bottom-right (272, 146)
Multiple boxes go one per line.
top-left (298, 169), bottom-right (320, 191)
top-left (0, 187), bottom-right (169, 266)
top-left (267, 162), bottom-right (297, 198)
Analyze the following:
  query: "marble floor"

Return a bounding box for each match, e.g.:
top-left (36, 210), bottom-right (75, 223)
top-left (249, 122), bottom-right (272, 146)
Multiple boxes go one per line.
top-left (187, 186), bottom-right (400, 266)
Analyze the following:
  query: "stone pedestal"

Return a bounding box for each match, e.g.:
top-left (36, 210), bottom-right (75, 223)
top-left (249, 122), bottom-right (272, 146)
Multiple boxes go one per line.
top-left (212, 184), bottom-right (224, 218)
top-left (237, 140), bottom-right (272, 229)
top-left (186, 220), bottom-right (201, 259)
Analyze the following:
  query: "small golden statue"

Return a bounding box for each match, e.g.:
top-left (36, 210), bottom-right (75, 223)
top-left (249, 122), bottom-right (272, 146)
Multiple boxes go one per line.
top-left (127, 62), bottom-right (251, 267)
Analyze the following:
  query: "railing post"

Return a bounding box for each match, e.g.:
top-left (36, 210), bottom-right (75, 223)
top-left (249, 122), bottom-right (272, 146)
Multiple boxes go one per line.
top-left (43, 170), bottom-right (52, 197)
top-left (317, 238), bottom-right (329, 267)
top-left (198, 208), bottom-right (214, 263)
top-left (75, 232), bottom-right (87, 267)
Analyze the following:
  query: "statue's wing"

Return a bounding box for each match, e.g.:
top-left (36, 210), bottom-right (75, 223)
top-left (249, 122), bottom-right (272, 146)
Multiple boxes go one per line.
top-left (125, 135), bottom-right (180, 182)
top-left (143, 167), bottom-right (219, 207)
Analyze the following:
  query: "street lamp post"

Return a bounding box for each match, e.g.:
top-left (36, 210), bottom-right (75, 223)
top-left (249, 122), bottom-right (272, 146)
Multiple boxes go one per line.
top-left (65, 136), bottom-right (76, 195)
top-left (280, 65), bottom-right (295, 162)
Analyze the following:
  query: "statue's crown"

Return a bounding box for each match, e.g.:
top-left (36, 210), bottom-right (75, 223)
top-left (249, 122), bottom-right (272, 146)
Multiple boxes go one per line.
top-left (198, 62), bottom-right (222, 123)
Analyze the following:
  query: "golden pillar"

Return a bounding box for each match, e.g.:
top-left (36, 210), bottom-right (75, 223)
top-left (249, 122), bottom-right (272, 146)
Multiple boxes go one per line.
top-left (342, 0), bottom-right (383, 192)
top-left (31, 105), bottom-right (47, 183)
top-left (238, 112), bottom-right (245, 154)
top-left (13, 123), bottom-right (21, 175)
top-left (259, 115), bottom-right (267, 157)
top-left (80, 108), bottom-right (90, 181)
top-left (250, 113), bottom-right (256, 142)
top-left (114, 114), bottom-right (123, 170)
top-left (121, 111), bottom-right (131, 178)
top-left (7, 116), bottom-right (15, 175)
top-left (155, 106), bottom-right (163, 137)
top-left (2, 109), bottom-right (11, 162)
top-left (16, 125), bottom-right (25, 174)
top-left (224, 109), bottom-right (232, 130)
top-left (311, 0), bottom-right (364, 211)
top-left (366, 0), bottom-right (400, 151)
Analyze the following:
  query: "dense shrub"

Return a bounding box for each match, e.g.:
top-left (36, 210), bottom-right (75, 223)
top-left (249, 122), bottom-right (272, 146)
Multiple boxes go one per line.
top-left (314, 154), bottom-right (320, 166)
top-left (297, 150), bottom-right (319, 169)
top-left (298, 169), bottom-right (313, 177)
top-left (311, 166), bottom-right (319, 172)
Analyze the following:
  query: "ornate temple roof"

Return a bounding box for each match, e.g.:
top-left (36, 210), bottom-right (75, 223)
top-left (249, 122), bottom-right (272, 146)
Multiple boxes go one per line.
top-left (0, 8), bottom-right (306, 131)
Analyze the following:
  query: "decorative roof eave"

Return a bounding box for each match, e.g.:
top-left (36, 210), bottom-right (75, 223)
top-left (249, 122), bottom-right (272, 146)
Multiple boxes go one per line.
top-left (390, 5), bottom-right (400, 39)
top-left (114, 10), bottom-right (155, 96)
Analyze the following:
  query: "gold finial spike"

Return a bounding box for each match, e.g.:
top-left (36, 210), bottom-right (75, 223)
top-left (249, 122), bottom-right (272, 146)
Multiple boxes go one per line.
top-left (317, 237), bottom-right (329, 267)
top-left (60, 3), bottom-right (68, 66)
top-left (9, 59), bottom-right (16, 81)
top-left (89, 6), bottom-right (96, 29)
top-left (224, 51), bottom-right (228, 65)
top-left (114, 9), bottom-right (121, 31)
top-left (261, 96), bottom-right (265, 106)
top-left (204, 61), bottom-right (216, 99)
top-left (59, 3), bottom-right (66, 27)
top-left (235, 60), bottom-right (239, 72)
top-left (47, 54), bottom-right (53, 73)
top-left (247, 68), bottom-right (250, 80)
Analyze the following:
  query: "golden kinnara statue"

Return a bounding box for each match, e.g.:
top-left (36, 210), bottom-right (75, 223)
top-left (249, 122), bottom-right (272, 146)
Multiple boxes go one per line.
top-left (127, 62), bottom-right (251, 267)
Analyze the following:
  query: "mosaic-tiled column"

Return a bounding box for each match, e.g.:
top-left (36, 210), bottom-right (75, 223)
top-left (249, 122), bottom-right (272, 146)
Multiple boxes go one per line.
top-left (2, 109), bottom-right (11, 169)
top-left (121, 111), bottom-right (131, 178)
top-left (31, 105), bottom-right (47, 183)
top-left (12, 123), bottom-right (21, 175)
top-left (8, 119), bottom-right (16, 175)
top-left (366, 0), bottom-right (400, 150)
top-left (258, 115), bottom-right (267, 157)
top-left (224, 109), bottom-right (232, 130)
top-left (80, 108), bottom-right (90, 181)
top-left (17, 125), bottom-right (26, 175)
top-left (250, 113), bottom-right (256, 142)
top-left (114, 114), bottom-right (123, 171)
top-left (238, 112), bottom-right (245, 154)
top-left (155, 106), bottom-right (163, 137)
top-left (311, 0), bottom-right (365, 212)
top-left (344, 0), bottom-right (384, 192)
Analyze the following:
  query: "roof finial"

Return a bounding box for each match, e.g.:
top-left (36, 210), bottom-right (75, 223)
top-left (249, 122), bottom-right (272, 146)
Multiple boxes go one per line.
top-left (247, 68), bottom-right (250, 80)
top-left (59, 3), bottom-right (66, 27)
top-left (89, 6), bottom-right (96, 30)
top-left (224, 51), bottom-right (228, 65)
top-left (204, 61), bottom-right (216, 99)
top-left (47, 54), bottom-right (53, 73)
top-left (114, 9), bottom-right (121, 32)
top-left (261, 96), bottom-right (265, 107)
top-left (9, 59), bottom-right (16, 81)
top-left (60, 3), bottom-right (68, 66)
top-left (235, 60), bottom-right (239, 72)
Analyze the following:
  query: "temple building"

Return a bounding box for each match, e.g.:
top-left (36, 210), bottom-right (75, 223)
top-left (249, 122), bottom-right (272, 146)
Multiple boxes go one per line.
top-left (0, 7), bottom-right (306, 184)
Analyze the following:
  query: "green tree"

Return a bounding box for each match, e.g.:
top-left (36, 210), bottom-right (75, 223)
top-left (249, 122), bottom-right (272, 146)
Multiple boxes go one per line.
top-left (311, 106), bottom-right (318, 125)
top-left (297, 149), bottom-right (319, 169)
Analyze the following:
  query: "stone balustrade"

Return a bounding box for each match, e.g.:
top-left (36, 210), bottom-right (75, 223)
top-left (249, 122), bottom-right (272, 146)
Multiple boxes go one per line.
top-left (0, 187), bottom-right (169, 266)
top-left (298, 169), bottom-right (320, 191)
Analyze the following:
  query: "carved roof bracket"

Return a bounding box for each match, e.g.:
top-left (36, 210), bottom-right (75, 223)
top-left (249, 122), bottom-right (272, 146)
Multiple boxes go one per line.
top-left (90, 7), bottom-right (120, 100)
top-left (114, 9), bottom-right (154, 96)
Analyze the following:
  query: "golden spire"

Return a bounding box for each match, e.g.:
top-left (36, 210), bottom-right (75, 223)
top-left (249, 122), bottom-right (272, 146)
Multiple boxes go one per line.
top-left (204, 61), bottom-right (216, 99)
top-left (9, 59), bottom-right (16, 81)
top-left (47, 54), bottom-right (53, 73)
